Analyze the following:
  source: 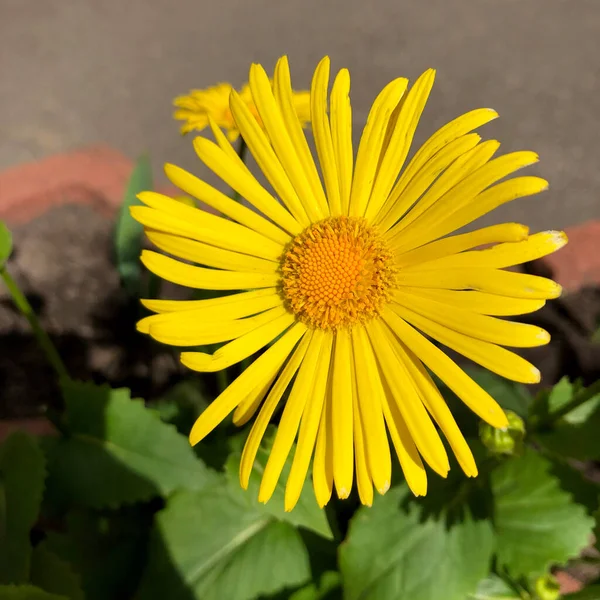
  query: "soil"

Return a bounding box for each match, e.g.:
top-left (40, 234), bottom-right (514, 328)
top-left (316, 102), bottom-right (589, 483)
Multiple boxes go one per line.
top-left (3, 202), bottom-right (600, 419)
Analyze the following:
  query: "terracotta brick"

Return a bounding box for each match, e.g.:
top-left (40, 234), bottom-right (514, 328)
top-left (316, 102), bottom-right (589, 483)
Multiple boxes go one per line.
top-left (555, 570), bottom-right (584, 594)
top-left (543, 221), bottom-right (600, 293)
top-left (0, 146), bottom-right (133, 223)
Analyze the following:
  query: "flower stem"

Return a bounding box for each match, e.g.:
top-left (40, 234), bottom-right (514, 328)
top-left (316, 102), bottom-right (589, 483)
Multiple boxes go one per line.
top-left (0, 266), bottom-right (69, 382)
top-left (544, 378), bottom-right (600, 426)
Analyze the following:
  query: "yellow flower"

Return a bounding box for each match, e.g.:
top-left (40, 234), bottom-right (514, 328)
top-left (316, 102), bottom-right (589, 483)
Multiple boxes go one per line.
top-left (134, 56), bottom-right (566, 511)
top-left (173, 80), bottom-right (311, 141)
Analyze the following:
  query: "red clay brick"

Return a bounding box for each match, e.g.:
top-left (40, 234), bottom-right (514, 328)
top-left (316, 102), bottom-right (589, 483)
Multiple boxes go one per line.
top-left (0, 146), bottom-right (133, 223)
top-left (543, 221), bottom-right (600, 293)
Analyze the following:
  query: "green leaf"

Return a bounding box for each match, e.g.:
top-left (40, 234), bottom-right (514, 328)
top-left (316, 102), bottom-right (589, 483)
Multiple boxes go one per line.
top-left (287, 571), bottom-right (342, 600)
top-left (45, 380), bottom-right (217, 509)
top-left (137, 483), bottom-right (311, 600)
top-left (467, 575), bottom-right (521, 599)
top-left (114, 154), bottom-right (152, 295)
top-left (0, 432), bottom-right (46, 584)
top-left (45, 507), bottom-right (150, 600)
top-left (0, 221), bottom-right (12, 266)
top-left (535, 378), bottom-right (600, 461)
top-left (224, 427), bottom-right (332, 540)
top-left (492, 448), bottom-right (594, 577)
top-left (564, 585), bottom-right (600, 599)
top-left (536, 404), bottom-right (600, 462)
top-left (339, 485), bottom-right (495, 600)
top-left (546, 377), bottom-right (600, 424)
top-left (30, 544), bottom-right (83, 600)
top-left (0, 585), bottom-right (67, 600)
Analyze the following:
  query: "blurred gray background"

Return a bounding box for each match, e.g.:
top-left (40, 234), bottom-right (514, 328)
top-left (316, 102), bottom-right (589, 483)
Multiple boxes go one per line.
top-left (1, 0), bottom-right (599, 231)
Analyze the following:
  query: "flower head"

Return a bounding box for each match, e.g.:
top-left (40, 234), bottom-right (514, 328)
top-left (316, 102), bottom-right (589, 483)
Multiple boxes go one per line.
top-left (174, 80), bottom-right (311, 141)
top-left (135, 56), bottom-right (566, 511)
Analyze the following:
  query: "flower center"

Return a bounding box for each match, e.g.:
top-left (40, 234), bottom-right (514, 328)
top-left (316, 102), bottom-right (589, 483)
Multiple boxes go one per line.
top-left (281, 216), bottom-right (396, 329)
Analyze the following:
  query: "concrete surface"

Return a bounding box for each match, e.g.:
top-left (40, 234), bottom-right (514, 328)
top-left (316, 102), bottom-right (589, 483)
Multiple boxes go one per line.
top-left (1, 0), bottom-right (599, 232)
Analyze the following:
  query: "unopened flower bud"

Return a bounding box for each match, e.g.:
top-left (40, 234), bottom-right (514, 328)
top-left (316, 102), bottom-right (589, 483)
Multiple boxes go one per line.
top-left (479, 410), bottom-right (525, 456)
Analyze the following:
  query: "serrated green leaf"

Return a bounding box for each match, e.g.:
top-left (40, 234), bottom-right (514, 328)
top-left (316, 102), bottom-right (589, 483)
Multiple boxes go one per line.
top-left (0, 432), bottom-right (46, 584)
top-left (30, 544), bottom-right (83, 600)
top-left (0, 222), bottom-right (12, 266)
top-left (339, 485), bottom-right (495, 600)
top-left (114, 154), bottom-right (152, 295)
top-left (0, 585), bottom-right (67, 600)
top-left (45, 507), bottom-right (150, 600)
top-left (492, 448), bottom-right (594, 577)
top-left (224, 427), bottom-right (332, 540)
top-left (137, 483), bottom-right (311, 600)
top-left (467, 575), bottom-right (521, 599)
top-left (564, 585), bottom-right (600, 599)
top-left (45, 381), bottom-right (217, 509)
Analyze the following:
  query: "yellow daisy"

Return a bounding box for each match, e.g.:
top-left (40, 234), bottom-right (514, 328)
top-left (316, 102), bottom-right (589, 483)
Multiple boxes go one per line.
top-left (134, 56), bottom-right (566, 511)
top-left (173, 80), bottom-right (311, 141)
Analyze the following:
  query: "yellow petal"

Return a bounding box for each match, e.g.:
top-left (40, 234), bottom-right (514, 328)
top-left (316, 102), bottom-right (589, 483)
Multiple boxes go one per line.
top-left (285, 332), bottom-right (333, 511)
top-left (396, 223), bottom-right (529, 268)
top-left (379, 107), bottom-right (499, 221)
top-left (393, 288), bottom-right (545, 317)
top-left (410, 231), bottom-right (568, 271)
top-left (259, 330), bottom-right (326, 503)
top-left (380, 378), bottom-right (428, 497)
top-left (397, 266), bottom-right (562, 300)
top-left (390, 149), bottom-right (538, 247)
top-left (390, 341), bottom-right (477, 477)
top-left (233, 374), bottom-right (278, 426)
top-left (140, 288), bottom-right (280, 317)
top-left (189, 139), bottom-right (301, 238)
top-left (380, 306), bottom-right (508, 428)
top-left (310, 57), bottom-right (341, 216)
top-left (250, 62), bottom-right (325, 222)
top-left (330, 68), bottom-right (353, 215)
top-left (132, 201), bottom-right (282, 261)
top-left (313, 376), bottom-right (335, 508)
top-left (395, 288), bottom-right (550, 348)
top-left (240, 333), bottom-right (312, 489)
top-left (377, 133), bottom-right (482, 232)
top-left (147, 307), bottom-right (282, 347)
top-left (349, 78), bottom-right (409, 217)
top-left (230, 89), bottom-right (310, 227)
top-left (366, 319), bottom-right (449, 477)
top-left (351, 326), bottom-right (392, 494)
top-left (353, 380), bottom-right (374, 507)
top-left (189, 322), bottom-right (307, 445)
top-left (140, 250), bottom-right (279, 290)
top-left (164, 162), bottom-right (291, 245)
top-left (392, 302), bottom-right (541, 384)
top-left (273, 57), bottom-right (329, 217)
top-left (395, 176), bottom-right (548, 254)
top-left (366, 69), bottom-right (436, 222)
top-left (181, 309), bottom-right (295, 372)
top-left (331, 328), bottom-right (354, 499)
top-left (207, 116), bottom-right (253, 175)
top-left (146, 230), bottom-right (278, 274)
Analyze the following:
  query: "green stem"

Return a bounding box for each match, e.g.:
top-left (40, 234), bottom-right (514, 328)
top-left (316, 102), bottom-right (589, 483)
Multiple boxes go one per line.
top-left (542, 378), bottom-right (600, 427)
top-left (0, 266), bottom-right (69, 382)
top-left (232, 137), bottom-right (248, 202)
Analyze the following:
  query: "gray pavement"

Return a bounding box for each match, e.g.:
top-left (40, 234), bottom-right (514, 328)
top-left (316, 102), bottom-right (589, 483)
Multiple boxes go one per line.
top-left (1, 0), bottom-right (599, 232)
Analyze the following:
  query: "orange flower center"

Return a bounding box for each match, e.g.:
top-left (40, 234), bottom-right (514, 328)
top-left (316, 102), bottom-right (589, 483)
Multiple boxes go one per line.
top-left (281, 216), bottom-right (396, 329)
